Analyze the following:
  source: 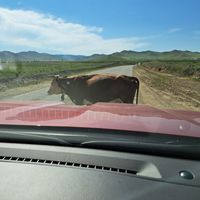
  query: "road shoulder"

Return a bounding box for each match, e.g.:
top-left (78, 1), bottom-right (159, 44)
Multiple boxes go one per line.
top-left (133, 66), bottom-right (200, 111)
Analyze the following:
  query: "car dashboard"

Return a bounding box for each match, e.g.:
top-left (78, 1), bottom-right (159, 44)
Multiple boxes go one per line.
top-left (0, 142), bottom-right (200, 200)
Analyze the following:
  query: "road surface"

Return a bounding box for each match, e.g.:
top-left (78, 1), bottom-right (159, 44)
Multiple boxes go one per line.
top-left (2, 65), bottom-right (134, 104)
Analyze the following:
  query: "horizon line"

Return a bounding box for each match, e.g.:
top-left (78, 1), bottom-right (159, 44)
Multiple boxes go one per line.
top-left (0, 49), bottom-right (200, 56)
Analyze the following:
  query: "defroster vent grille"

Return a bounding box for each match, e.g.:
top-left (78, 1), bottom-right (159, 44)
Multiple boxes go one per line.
top-left (0, 156), bottom-right (137, 175)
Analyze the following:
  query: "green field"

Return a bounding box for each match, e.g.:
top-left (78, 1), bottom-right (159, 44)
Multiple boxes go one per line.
top-left (0, 61), bottom-right (127, 90)
top-left (0, 61), bottom-right (124, 79)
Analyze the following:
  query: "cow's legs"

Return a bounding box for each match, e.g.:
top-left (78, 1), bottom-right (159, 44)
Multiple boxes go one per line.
top-left (72, 98), bottom-right (84, 105)
top-left (120, 95), bottom-right (134, 104)
top-left (109, 98), bottom-right (123, 103)
top-left (61, 94), bottom-right (65, 101)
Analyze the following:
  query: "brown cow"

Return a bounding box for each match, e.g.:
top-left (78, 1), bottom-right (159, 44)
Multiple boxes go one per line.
top-left (48, 74), bottom-right (139, 105)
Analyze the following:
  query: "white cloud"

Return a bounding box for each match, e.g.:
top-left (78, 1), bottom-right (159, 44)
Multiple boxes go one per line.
top-left (0, 7), bottom-right (147, 55)
top-left (168, 28), bottom-right (182, 33)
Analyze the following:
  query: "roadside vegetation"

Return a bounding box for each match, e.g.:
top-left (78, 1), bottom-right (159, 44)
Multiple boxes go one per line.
top-left (0, 61), bottom-right (115, 79)
top-left (141, 60), bottom-right (200, 79)
top-left (0, 61), bottom-right (132, 91)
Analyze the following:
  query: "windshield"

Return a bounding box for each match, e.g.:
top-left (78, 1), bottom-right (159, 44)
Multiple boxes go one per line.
top-left (0, 0), bottom-right (199, 140)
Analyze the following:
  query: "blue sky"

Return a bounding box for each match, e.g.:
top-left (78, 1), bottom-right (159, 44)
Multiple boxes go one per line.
top-left (0, 0), bottom-right (199, 55)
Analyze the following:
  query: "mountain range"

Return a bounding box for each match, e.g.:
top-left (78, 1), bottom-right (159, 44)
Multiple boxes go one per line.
top-left (0, 50), bottom-right (200, 62)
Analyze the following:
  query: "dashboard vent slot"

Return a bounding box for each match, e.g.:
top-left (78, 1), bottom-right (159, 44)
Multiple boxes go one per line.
top-left (0, 156), bottom-right (137, 175)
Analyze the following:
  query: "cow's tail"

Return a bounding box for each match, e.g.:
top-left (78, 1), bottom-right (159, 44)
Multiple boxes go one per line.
top-left (131, 77), bottom-right (139, 104)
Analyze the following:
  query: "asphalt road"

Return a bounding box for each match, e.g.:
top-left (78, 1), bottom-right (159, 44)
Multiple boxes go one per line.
top-left (7, 65), bottom-right (134, 104)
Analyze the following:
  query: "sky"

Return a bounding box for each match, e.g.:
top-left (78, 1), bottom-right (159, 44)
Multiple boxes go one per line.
top-left (0, 0), bottom-right (200, 55)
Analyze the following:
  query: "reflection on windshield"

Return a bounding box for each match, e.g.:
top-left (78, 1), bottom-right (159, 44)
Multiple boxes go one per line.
top-left (0, 101), bottom-right (199, 138)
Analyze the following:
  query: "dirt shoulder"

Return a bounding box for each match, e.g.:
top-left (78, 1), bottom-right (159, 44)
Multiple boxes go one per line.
top-left (133, 66), bottom-right (200, 111)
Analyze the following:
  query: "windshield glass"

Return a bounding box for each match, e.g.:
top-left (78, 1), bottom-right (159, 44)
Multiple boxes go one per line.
top-left (0, 0), bottom-right (199, 138)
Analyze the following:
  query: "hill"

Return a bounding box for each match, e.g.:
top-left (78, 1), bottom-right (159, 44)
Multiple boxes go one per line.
top-left (87, 50), bottom-right (200, 61)
top-left (0, 51), bottom-right (87, 61)
top-left (0, 50), bottom-right (200, 62)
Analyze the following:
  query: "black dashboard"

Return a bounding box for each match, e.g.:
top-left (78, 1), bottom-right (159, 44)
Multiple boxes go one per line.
top-left (0, 142), bottom-right (200, 199)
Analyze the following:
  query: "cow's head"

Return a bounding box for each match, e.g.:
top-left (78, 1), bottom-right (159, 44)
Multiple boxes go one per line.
top-left (48, 75), bottom-right (63, 95)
